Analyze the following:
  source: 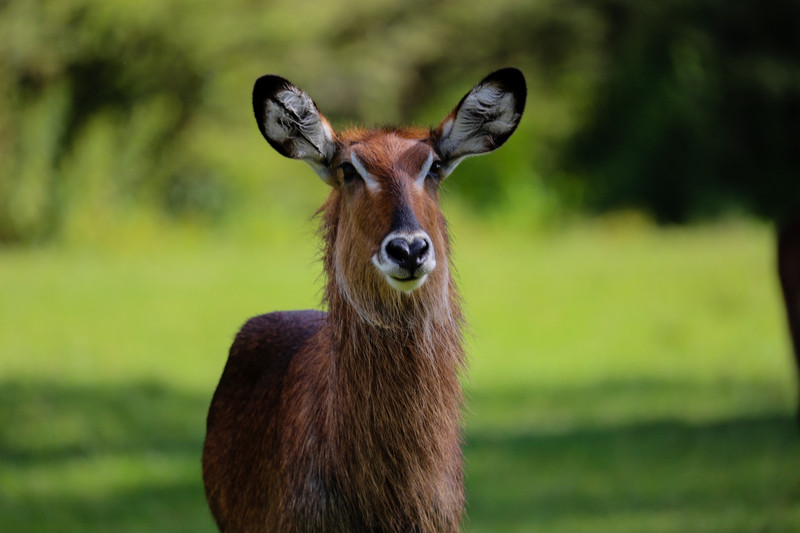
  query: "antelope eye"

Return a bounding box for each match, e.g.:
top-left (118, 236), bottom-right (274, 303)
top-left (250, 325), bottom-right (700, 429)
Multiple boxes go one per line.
top-left (338, 162), bottom-right (360, 184)
top-left (428, 159), bottom-right (443, 179)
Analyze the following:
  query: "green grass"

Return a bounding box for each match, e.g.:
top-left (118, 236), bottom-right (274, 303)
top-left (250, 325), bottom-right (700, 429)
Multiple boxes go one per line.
top-left (1, 219), bottom-right (799, 532)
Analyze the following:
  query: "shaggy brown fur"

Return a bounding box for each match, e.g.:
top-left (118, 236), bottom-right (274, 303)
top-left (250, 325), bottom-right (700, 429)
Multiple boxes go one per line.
top-left (202, 68), bottom-right (525, 532)
top-left (203, 135), bottom-right (465, 532)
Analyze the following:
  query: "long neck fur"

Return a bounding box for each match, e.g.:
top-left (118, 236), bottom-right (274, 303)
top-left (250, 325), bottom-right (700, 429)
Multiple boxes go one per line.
top-left (312, 195), bottom-right (466, 527)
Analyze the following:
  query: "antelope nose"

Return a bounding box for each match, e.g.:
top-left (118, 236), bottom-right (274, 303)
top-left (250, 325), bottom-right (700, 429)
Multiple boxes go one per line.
top-left (385, 237), bottom-right (429, 272)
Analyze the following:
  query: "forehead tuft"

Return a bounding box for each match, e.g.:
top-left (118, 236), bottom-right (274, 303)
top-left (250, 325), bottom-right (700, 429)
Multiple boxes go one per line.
top-left (340, 125), bottom-right (430, 144)
top-left (347, 131), bottom-right (433, 177)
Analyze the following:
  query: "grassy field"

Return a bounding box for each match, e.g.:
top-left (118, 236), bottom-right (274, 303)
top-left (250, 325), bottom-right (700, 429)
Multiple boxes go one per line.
top-left (1, 219), bottom-right (799, 532)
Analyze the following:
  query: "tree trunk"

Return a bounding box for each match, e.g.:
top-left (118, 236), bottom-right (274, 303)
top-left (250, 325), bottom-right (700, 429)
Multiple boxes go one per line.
top-left (778, 216), bottom-right (800, 423)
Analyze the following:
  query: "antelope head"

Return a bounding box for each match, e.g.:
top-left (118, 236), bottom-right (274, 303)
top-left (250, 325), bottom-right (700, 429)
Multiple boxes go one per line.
top-left (252, 69), bottom-right (526, 322)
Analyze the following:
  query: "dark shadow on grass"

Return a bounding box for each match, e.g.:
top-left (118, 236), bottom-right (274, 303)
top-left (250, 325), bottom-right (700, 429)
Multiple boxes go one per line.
top-left (466, 377), bottom-right (797, 426)
top-left (3, 379), bottom-right (799, 532)
top-left (0, 380), bottom-right (207, 464)
top-left (464, 383), bottom-right (800, 532)
top-left (3, 480), bottom-right (216, 533)
top-left (0, 380), bottom-right (217, 532)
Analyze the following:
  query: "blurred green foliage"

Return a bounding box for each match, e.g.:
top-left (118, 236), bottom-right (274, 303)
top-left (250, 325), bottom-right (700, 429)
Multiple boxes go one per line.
top-left (1, 0), bottom-right (797, 244)
top-left (565, 0), bottom-right (800, 223)
top-left (0, 0), bottom-right (599, 244)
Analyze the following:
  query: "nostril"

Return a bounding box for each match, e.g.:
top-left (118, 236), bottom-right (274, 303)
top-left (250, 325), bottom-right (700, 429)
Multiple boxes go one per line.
top-left (384, 236), bottom-right (432, 272)
top-left (386, 239), bottom-right (411, 264)
top-left (408, 238), bottom-right (429, 266)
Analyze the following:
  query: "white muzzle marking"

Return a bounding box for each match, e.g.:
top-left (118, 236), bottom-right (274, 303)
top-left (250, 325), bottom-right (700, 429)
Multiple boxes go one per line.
top-left (372, 231), bottom-right (436, 293)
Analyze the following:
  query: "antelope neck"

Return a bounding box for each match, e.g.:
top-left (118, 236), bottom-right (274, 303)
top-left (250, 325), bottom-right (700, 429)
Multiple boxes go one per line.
top-left (323, 284), bottom-right (465, 425)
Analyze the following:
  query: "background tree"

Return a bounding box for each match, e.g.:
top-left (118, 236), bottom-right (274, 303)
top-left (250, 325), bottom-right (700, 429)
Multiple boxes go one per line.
top-left (564, 0), bottom-right (800, 414)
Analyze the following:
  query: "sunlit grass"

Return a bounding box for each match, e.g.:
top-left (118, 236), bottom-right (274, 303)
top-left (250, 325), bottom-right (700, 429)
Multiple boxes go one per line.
top-left (1, 219), bottom-right (798, 532)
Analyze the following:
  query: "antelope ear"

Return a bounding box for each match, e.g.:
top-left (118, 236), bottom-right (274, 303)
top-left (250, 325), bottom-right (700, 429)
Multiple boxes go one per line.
top-left (436, 68), bottom-right (526, 175)
top-left (252, 75), bottom-right (337, 185)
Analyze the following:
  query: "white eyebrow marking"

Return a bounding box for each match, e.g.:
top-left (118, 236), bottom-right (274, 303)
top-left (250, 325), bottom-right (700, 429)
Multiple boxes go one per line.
top-left (349, 153), bottom-right (380, 192)
top-left (414, 150), bottom-right (435, 189)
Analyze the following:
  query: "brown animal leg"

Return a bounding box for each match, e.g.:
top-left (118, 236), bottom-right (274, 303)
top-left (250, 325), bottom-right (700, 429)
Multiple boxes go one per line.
top-left (778, 216), bottom-right (800, 423)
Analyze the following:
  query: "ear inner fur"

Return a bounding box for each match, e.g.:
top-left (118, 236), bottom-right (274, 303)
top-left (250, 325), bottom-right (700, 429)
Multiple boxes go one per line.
top-left (437, 67), bottom-right (527, 170)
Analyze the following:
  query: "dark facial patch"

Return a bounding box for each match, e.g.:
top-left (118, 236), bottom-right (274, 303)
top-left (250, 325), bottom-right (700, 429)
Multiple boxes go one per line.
top-left (388, 181), bottom-right (422, 234)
